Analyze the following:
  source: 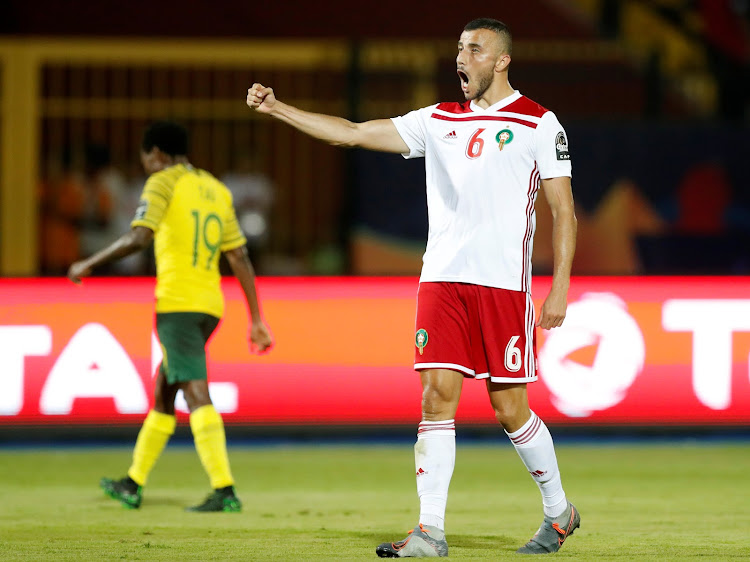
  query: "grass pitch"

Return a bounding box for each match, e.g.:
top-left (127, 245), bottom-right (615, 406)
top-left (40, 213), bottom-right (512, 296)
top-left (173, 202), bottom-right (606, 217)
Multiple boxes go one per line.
top-left (0, 440), bottom-right (748, 560)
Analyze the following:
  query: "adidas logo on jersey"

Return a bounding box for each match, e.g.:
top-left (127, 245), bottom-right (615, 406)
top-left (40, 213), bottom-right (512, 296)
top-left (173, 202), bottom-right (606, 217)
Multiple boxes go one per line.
top-left (443, 130), bottom-right (457, 140)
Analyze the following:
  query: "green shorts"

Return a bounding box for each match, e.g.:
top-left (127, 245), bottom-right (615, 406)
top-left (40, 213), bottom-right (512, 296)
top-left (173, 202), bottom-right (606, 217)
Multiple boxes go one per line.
top-left (156, 312), bottom-right (221, 384)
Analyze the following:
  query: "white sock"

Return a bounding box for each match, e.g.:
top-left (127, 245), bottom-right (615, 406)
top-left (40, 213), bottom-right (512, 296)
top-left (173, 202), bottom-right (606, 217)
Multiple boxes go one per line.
top-left (415, 420), bottom-right (456, 531)
top-left (506, 411), bottom-right (567, 519)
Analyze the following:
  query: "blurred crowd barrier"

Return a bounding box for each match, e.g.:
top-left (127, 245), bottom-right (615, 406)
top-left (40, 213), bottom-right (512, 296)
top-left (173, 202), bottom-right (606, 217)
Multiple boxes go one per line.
top-left (0, 37), bottom-right (746, 277)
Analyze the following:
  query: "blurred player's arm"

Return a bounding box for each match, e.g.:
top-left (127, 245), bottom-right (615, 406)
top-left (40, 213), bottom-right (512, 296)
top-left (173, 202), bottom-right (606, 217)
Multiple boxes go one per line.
top-left (224, 245), bottom-right (274, 354)
top-left (246, 83), bottom-right (409, 154)
top-left (67, 226), bottom-right (153, 283)
top-left (537, 176), bottom-right (577, 329)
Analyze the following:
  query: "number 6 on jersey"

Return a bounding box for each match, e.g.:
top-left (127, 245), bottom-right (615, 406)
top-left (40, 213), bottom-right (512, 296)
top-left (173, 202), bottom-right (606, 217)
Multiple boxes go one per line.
top-left (466, 128), bottom-right (486, 159)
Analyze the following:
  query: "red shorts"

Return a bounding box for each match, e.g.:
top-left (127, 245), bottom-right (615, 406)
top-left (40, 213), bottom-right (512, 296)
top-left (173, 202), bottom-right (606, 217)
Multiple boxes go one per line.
top-left (414, 282), bottom-right (538, 383)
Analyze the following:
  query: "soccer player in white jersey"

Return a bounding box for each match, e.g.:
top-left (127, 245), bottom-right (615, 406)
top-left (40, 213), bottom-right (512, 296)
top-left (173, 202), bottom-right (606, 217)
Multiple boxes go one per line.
top-left (247, 17), bottom-right (578, 557)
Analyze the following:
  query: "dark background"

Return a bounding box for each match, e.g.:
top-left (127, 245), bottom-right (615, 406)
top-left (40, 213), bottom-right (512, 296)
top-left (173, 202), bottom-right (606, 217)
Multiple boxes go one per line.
top-left (2, 0), bottom-right (748, 276)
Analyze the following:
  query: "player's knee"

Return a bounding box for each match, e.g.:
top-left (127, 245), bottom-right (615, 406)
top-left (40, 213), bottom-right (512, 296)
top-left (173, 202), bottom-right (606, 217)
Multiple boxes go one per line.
top-left (182, 381), bottom-right (212, 412)
top-left (492, 402), bottom-right (529, 430)
top-left (421, 385), bottom-right (457, 419)
top-left (153, 389), bottom-right (166, 411)
top-left (153, 387), bottom-right (169, 413)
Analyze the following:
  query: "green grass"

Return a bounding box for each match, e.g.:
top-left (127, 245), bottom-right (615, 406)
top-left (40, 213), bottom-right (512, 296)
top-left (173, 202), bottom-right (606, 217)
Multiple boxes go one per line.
top-left (0, 442), bottom-right (748, 560)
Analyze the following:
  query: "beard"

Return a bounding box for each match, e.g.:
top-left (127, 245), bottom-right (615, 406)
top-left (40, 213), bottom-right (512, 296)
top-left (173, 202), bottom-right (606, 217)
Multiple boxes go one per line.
top-left (466, 70), bottom-right (493, 101)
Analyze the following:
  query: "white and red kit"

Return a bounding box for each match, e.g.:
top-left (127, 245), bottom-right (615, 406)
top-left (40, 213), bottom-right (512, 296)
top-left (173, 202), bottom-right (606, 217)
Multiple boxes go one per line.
top-left (391, 91), bottom-right (572, 382)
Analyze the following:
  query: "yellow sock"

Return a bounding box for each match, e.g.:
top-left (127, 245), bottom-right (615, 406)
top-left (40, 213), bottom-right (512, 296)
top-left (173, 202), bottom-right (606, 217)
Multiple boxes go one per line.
top-left (127, 410), bottom-right (176, 486)
top-left (190, 404), bottom-right (234, 489)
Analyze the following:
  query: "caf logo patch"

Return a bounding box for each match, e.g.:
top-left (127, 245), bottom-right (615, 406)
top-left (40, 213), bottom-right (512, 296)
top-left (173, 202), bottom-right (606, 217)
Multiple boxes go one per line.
top-left (134, 199), bottom-right (148, 220)
top-left (415, 329), bottom-right (429, 355)
top-left (555, 131), bottom-right (570, 161)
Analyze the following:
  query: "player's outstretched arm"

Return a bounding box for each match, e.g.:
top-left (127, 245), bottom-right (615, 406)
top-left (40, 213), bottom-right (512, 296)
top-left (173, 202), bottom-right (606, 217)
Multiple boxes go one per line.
top-left (67, 226), bottom-right (153, 284)
top-left (247, 83), bottom-right (409, 154)
top-left (537, 176), bottom-right (577, 329)
top-left (224, 245), bottom-right (274, 355)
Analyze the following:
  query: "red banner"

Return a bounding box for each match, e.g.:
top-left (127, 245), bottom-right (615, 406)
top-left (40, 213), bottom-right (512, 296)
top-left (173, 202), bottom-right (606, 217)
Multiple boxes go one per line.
top-left (1, 276), bottom-right (749, 427)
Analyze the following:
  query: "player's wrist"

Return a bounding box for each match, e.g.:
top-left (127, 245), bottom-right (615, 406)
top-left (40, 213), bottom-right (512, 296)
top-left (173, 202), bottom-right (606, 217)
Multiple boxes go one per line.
top-left (265, 99), bottom-right (286, 117)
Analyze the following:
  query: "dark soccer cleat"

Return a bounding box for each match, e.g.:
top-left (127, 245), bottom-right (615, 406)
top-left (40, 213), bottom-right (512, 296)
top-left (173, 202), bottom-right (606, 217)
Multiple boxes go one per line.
top-left (376, 523), bottom-right (448, 558)
top-left (100, 476), bottom-right (142, 509)
top-left (185, 488), bottom-right (242, 512)
top-left (517, 502), bottom-right (580, 554)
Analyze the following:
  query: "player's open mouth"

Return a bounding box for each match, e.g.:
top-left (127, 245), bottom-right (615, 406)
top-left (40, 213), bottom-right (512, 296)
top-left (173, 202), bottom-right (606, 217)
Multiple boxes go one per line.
top-left (457, 70), bottom-right (469, 91)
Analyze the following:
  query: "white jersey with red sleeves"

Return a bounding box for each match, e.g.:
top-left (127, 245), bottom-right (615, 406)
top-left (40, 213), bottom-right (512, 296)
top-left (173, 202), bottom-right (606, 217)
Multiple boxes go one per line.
top-left (391, 90), bottom-right (572, 293)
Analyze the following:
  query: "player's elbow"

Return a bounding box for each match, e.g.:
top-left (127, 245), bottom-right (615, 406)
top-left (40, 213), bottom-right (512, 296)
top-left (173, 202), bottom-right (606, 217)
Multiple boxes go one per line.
top-left (129, 226), bottom-right (154, 250)
top-left (557, 211), bottom-right (577, 238)
top-left (224, 246), bottom-right (251, 270)
top-left (559, 208), bottom-right (577, 228)
top-left (330, 138), bottom-right (356, 148)
top-left (550, 202), bottom-right (576, 224)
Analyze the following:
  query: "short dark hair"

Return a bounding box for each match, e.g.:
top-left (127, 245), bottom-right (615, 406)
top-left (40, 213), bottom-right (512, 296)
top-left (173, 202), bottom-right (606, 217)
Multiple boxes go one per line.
top-left (142, 121), bottom-right (189, 156)
top-left (464, 18), bottom-right (512, 55)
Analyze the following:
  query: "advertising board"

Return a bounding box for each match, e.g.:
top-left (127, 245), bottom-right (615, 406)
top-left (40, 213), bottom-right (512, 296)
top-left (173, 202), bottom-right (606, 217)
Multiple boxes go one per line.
top-left (2, 277), bottom-right (749, 427)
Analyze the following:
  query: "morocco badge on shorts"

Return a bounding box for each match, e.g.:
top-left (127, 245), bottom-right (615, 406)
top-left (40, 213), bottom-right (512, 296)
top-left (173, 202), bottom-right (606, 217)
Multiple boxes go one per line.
top-left (415, 329), bottom-right (429, 355)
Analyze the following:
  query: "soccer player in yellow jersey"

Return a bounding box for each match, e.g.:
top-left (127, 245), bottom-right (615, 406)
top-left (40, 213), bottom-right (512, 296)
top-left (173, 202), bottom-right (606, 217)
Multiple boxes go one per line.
top-left (68, 121), bottom-right (273, 512)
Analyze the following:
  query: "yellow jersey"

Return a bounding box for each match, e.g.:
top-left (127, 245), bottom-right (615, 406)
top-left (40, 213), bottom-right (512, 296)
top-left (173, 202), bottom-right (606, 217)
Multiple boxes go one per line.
top-left (131, 163), bottom-right (247, 317)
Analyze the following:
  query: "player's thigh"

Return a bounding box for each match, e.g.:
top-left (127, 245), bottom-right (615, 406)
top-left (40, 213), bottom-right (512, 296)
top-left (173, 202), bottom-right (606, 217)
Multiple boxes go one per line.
top-left (155, 312), bottom-right (220, 385)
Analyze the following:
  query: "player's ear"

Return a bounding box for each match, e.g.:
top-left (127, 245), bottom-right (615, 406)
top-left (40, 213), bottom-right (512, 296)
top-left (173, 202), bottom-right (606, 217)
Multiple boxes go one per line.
top-left (495, 54), bottom-right (510, 72)
top-left (154, 147), bottom-right (172, 166)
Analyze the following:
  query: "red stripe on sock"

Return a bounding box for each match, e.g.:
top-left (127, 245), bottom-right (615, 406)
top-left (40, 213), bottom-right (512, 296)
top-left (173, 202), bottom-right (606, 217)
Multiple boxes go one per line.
top-left (510, 415), bottom-right (541, 445)
top-left (418, 422), bottom-right (455, 434)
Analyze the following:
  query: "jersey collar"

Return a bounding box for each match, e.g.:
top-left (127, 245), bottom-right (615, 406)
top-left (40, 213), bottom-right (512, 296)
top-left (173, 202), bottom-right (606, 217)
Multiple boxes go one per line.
top-left (469, 90), bottom-right (522, 113)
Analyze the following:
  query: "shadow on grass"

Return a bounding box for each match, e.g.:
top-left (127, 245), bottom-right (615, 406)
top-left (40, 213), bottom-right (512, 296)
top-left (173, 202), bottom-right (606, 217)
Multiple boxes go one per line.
top-left (142, 495), bottom-right (195, 508)
top-left (451, 533), bottom-right (516, 550)
top-left (95, 494), bottom-right (187, 508)
top-left (328, 529), bottom-right (514, 552)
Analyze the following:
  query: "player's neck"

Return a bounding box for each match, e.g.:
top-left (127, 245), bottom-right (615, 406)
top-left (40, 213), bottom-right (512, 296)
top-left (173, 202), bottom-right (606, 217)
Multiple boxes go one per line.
top-left (473, 80), bottom-right (515, 110)
top-left (154, 155), bottom-right (190, 173)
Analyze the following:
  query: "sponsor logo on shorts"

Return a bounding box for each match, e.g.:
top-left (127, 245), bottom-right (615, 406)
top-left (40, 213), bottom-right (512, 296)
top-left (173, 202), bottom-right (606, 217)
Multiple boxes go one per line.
top-left (415, 329), bottom-right (429, 355)
top-left (496, 128), bottom-right (514, 151)
top-left (416, 467), bottom-right (428, 477)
